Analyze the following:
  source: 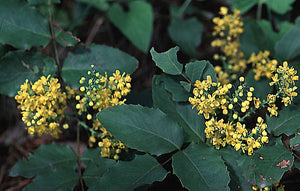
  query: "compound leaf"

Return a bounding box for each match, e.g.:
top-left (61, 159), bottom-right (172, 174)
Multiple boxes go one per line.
top-left (0, 51), bottom-right (57, 97)
top-left (108, 1), bottom-right (153, 52)
top-left (88, 154), bottom-right (167, 191)
top-left (168, 17), bottom-right (203, 57)
top-left (9, 143), bottom-right (78, 191)
top-left (251, 139), bottom-right (294, 187)
top-left (81, 147), bottom-right (117, 187)
top-left (267, 106), bottom-right (300, 136)
top-left (265, 0), bottom-right (295, 15)
top-left (275, 18), bottom-right (300, 61)
top-left (219, 147), bottom-right (255, 190)
top-left (98, 105), bottom-right (184, 156)
top-left (152, 75), bottom-right (205, 142)
top-left (0, 0), bottom-right (51, 49)
top-left (150, 47), bottom-right (183, 75)
top-left (172, 142), bottom-right (230, 191)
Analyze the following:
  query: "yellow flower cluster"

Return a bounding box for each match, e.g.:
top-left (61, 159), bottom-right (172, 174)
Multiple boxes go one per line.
top-left (76, 68), bottom-right (131, 115)
top-left (76, 65), bottom-right (131, 159)
top-left (189, 76), bottom-right (269, 155)
top-left (211, 7), bottom-right (246, 82)
top-left (15, 75), bottom-right (66, 138)
top-left (189, 76), bottom-right (231, 119)
top-left (267, 61), bottom-right (298, 115)
top-left (248, 51), bottom-right (278, 80)
top-left (205, 116), bottom-right (268, 155)
top-left (89, 119), bottom-right (127, 159)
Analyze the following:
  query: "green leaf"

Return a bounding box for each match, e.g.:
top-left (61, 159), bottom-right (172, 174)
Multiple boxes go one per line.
top-left (180, 81), bottom-right (191, 92)
top-left (232, 0), bottom-right (258, 14)
top-left (245, 70), bottom-right (272, 100)
top-left (257, 20), bottom-right (293, 49)
top-left (0, 0), bottom-right (51, 49)
top-left (290, 129), bottom-right (300, 152)
top-left (98, 105), bottom-right (184, 155)
top-left (219, 147), bottom-right (255, 191)
top-left (28, 0), bottom-right (60, 5)
top-left (251, 139), bottom-right (294, 187)
top-left (62, 44), bottom-right (138, 88)
top-left (54, 28), bottom-right (79, 47)
top-left (152, 75), bottom-right (205, 142)
top-left (265, 0), bottom-right (295, 15)
top-left (0, 51), bottom-right (57, 97)
top-left (108, 1), bottom-right (153, 52)
top-left (172, 142), bottom-right (230, 191)
top-left (160, 75), bottom-right (191, 102)
top-left (168, 17), bottom-right (203, 57)
top-left (150, 47), bottom-right (183, 75)
top-left (275, 18), bottom-right (300, 61)
top-left (267, 106), bottom-right (300, 136)
top-left (241, 18), bottom-right (273, 58)
top-left (88, 154), bottom-right (167, 191)
top-left (74, 0), bottom-right (109, 11)
top-left (185, 60), bottom-right (217, 83)
top-left (9, 143), bottom-right (78, 191)
top-left (81, 147), bottom-right (116, 187)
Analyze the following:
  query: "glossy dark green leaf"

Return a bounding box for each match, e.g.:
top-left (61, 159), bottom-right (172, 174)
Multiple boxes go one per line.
top-left (290, 129), bottom-right (300, 152)
top-left (168, 17), bottom-right (203, 57)
top-left (0, 51), bottom-right (57, 97)
top-left (98, 105), bottom-right (184, 155)
top-left (160, 75), bottom-right (190, 102)
top-left (108, 1), bottom-right (153, 52)
top-left (55, 28), bottom-right (79, 47)
top-left (88, 154), bottom-right (167, 191)
top-left (257, 20), bottom-right (293, 49)
top-left (62, 44), bottom-right (138, 88)
top-left (251, 139), bottom-right (294, 187)
top-left (74, 0), bottom-right (109, 11)
top-left (152, 75), bottom-right (205, 142)
top-left (180, 81), bottom-right (191, 92)
top-left (173, 142), bottom-right (230, 191)
top-left (0, 0), bottom-right (51, 49)
top-left (241, 18), bottom-right (273, 58)
top-left (81, 147), bottom-right (117, 187)
top-left (275, 18), bottom-right (300, 61)
top-left (185, 60), bottom-right (217, 83)
top-left (232, 0), bottom-right (258, 14)
top-left (245, 70), bottom-right (272, 100)
top-left (150, 47), bottom-right (183, 75)
top-left (267, 106), bottom-right (300, 136)
top-left (219, 147), bottom-right (255, 190)
top-left (265, 0), bottom-right (295, 15)
top-left (9, 143), bottom-right (78, 191)
top-left (28, 0), bottom-right (60, 5)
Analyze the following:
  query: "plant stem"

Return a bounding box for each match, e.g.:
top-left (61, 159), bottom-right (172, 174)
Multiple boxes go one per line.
top-left (77, 123), bottom-right (85, 191)
top-left (180, 73), bottom-right (193, 85)
top-left (256, 1), bottom-right (263, 20)
top-left (178, 0), bottom-right (192, 17)
top-left (48, 0), bottom-right (60, 68)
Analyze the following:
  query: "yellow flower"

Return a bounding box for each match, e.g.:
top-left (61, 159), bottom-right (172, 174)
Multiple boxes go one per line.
top-left (15, 75), bottom-right (66, 138)
top-left (87, 114), bottom-right (92, 120)
top-left (212, 7), bottom-right (246, 80)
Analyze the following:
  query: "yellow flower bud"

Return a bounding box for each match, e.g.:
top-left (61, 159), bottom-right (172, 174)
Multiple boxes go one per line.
top-left (87, 114), bottom-right (92, 120)
top-left (63, 124), bottom-right (69, 129)
top-left (80, 86), bottom-right (85, 92)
